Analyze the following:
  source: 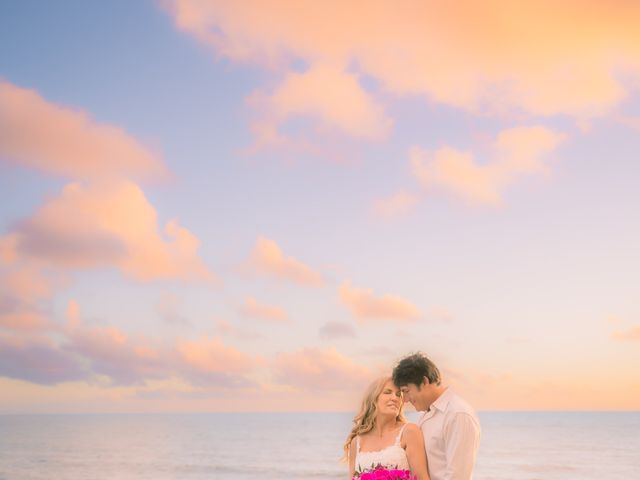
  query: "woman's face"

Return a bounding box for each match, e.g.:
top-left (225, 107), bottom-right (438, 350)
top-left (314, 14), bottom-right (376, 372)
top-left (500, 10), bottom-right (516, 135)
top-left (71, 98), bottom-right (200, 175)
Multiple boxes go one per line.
top-left (376, 380), bottom-right (402, 416)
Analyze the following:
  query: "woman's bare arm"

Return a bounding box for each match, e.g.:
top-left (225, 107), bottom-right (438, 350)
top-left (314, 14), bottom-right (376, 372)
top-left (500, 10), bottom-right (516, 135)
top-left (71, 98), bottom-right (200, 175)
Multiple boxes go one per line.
top-left (403, 424), bottom-right (430, 480)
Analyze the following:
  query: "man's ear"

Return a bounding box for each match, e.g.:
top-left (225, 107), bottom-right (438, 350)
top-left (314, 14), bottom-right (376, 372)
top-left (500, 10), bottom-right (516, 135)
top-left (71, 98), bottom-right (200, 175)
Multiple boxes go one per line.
top-left (422, 376), bottom-right (430, 387)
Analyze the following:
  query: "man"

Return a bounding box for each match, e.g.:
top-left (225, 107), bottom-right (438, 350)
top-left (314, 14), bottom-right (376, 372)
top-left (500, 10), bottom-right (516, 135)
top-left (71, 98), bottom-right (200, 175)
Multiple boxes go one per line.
top-left (392, 353), bottom-right (480, 480)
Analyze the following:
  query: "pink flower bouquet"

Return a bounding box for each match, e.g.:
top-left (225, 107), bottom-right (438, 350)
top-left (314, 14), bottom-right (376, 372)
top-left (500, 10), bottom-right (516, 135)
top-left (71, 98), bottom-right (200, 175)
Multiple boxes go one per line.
top-left (353, 464), bottom-right (417, 480)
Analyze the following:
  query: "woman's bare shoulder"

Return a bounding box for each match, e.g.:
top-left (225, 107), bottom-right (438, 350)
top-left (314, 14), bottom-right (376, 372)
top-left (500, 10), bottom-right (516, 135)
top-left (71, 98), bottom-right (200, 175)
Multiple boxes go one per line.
top-left (402, 423), bottom-right (423, 440)
top-left (404, 422), bottom-right (420, 432)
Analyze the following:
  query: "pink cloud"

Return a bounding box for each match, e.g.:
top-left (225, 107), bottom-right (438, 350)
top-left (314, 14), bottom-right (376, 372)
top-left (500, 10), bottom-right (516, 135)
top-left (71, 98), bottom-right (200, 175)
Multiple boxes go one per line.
top-left (273, 347), bottom-right (370, 391)
top-left (64, 301), bottom-right (253, 387)
top-left (410, 126), bottom-right (565, 205)
top-left (0, 81), bottom-right (168, 181)
top-left (318, 321), bottom-right (356, 340)
top-left (0, 81), bottom-right (212, 289)
top-left (0, 300), bottom-right (259, 388)
top-left (0, 334), bottom-right (85, 385)
top-left (239, 296), bottom-right (288, 323)
top-left (213, 319), bottom-right (234, 335)
top-left (616, 115), bottom-right (640, 132)
top-left (167, 1), bottom-right (640, 122)
top-left (2, 180), bottom-right (214, 282)
top-left (65, 316), bottom-right (167, 385)
top-left (67, 306), bottom-right (256, 387)
top-left (249, 236), bottom-right (322, 286)
top-left (156, 293), bottom-right (190, 326)
top-left (338, 280), bottom-right (420, 322)
top-left (214, 319), bottom-right (265, 340)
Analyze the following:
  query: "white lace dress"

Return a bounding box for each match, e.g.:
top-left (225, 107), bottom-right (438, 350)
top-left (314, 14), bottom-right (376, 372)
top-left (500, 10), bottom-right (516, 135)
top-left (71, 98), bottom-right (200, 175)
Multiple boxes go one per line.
top-left (355, 424), bottom-right (410, 473)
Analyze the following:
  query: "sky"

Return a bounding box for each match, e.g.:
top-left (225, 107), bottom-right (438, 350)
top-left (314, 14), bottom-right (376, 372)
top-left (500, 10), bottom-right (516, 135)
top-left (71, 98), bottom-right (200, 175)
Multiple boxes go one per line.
top-left (1, 0), bottom-right (639, 413)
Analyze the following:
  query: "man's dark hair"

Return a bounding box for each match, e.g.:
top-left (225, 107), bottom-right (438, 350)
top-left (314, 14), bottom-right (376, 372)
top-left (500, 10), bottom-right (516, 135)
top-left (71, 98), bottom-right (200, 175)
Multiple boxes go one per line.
top-left (392, 352), bottom-right (441, 387)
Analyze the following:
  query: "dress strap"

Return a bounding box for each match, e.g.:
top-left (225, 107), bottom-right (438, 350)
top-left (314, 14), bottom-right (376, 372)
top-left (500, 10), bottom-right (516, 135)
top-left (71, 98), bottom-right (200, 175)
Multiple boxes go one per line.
top-left (356, 435), bottom-right (361, 452)
top-left (394, 423), bottom-right (408, 446)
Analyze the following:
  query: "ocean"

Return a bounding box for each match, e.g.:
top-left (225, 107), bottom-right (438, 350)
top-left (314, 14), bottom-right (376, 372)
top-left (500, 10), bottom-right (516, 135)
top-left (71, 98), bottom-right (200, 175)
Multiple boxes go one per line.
top-left (0, 412), bottom-right (638, 479)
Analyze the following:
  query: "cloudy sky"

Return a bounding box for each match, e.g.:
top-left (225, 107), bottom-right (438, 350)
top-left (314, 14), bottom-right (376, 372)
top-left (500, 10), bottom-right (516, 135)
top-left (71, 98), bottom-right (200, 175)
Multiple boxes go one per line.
top-left (1, 0), bottom-right (639, 413)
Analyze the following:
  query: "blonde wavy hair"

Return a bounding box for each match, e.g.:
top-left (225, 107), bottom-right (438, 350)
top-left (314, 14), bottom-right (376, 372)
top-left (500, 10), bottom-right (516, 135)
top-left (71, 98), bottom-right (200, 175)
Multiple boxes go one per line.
top-left (343, 376), bottom-right (406, 460)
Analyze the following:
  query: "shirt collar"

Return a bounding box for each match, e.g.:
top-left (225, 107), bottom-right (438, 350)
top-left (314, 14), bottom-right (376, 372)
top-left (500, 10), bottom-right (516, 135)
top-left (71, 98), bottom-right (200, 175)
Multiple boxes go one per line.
top-left (429, 387), bottom-right (453, 413)
top-left (417, 387), bottom-right (453, 425)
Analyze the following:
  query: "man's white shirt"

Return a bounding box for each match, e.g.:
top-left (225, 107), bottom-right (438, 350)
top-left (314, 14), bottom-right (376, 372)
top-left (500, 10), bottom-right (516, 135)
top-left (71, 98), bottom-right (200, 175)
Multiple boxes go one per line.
top-left (417, 388), bottom-right (480, 480)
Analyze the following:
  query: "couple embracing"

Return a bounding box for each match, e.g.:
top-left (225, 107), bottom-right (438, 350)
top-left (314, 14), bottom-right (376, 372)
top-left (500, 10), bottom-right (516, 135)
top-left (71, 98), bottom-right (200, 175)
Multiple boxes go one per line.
top-left (344, 353), bottom-right (481, 480)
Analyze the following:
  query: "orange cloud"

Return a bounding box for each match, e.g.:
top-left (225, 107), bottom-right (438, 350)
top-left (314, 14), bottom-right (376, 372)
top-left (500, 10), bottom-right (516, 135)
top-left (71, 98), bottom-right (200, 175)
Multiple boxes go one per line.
top-left (175, 336), bottom-right (256, 386)
top-left (410, 126), bottom-right (565, 205)
top-left (0, 312), bottom-right (49, 331)
top-left (449, 367), bottom-right (640, 411)
top-left (249, 236), bottom-right (322, 286)
top-left (176, 336), bottom-right (254, 373)
top-left (374, 191), bottom-right (419, 218)
top-left (0, 81), bottom-right (168, 181)
top-left (338, 280), bottom-right (420, 322)
top-left (167, 0), bottom-right (640, 121)
top-left (0, 265), bottom-right (53, 303)
top-left (2, 180), bottom-right (214, 282)
top-left (239, 297), bottom-right (288, 323)
top-left (425, 306), bottom-right (454, 323)
top-left (0, 234), bottom-right (19, 265)
top-left (248, 63), bottom-right (391, 148)
top-left (611, 326), bottom-right (640, 341)
top-left (273, 347), bottom-right (370, 391)
top-left (65, 300), bottom-right (81, 329)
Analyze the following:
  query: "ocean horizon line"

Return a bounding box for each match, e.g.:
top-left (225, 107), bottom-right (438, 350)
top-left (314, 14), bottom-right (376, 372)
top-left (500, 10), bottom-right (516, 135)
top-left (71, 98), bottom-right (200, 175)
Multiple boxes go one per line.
top-left (1, 409), bottom-right (638, 416)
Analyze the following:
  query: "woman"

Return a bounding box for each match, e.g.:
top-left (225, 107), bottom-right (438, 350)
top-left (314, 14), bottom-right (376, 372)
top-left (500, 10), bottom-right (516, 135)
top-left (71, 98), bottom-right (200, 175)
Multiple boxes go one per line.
top-left (344, 376), bottom-right (430, 479)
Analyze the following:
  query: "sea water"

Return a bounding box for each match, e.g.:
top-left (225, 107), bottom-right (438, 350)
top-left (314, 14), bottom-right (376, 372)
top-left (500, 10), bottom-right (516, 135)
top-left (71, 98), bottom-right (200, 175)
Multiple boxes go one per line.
top-left (0, 412), bottom-right (638, 479)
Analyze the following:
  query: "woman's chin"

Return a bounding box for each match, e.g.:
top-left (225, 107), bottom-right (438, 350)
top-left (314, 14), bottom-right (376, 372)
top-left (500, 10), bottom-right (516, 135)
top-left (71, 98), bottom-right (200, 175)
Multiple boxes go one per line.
top-left (382, 407), bottom-right (400, 417)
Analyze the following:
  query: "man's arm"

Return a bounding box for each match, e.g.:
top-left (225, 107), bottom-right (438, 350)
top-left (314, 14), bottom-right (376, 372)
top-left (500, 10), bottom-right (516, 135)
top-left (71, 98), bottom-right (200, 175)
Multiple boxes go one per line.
top-left (443, 412), bottom-right (480, 480)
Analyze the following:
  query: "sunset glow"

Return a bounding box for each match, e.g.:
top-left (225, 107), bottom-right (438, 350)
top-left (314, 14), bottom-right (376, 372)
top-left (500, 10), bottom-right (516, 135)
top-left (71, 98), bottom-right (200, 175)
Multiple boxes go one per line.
top-left (1, 0), bottom-right (639, 413)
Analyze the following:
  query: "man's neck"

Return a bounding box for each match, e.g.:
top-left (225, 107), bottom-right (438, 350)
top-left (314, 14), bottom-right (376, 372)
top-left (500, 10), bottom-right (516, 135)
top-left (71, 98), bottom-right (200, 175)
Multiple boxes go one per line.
top-left (426, 385), bottom-right (447, 410)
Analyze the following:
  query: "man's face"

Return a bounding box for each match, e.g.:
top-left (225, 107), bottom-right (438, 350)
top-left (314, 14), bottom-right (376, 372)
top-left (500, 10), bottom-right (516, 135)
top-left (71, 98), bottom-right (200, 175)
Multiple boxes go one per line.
top-left (399, 382), bottom-right (427, 411)
top-left (399, 379), bottom-right (438, 412)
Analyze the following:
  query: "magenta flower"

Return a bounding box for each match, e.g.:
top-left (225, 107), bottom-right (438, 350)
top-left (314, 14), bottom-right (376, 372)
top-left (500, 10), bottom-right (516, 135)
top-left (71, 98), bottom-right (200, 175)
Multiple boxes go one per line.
top-left (353, 464), bottom-right (417, 480)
